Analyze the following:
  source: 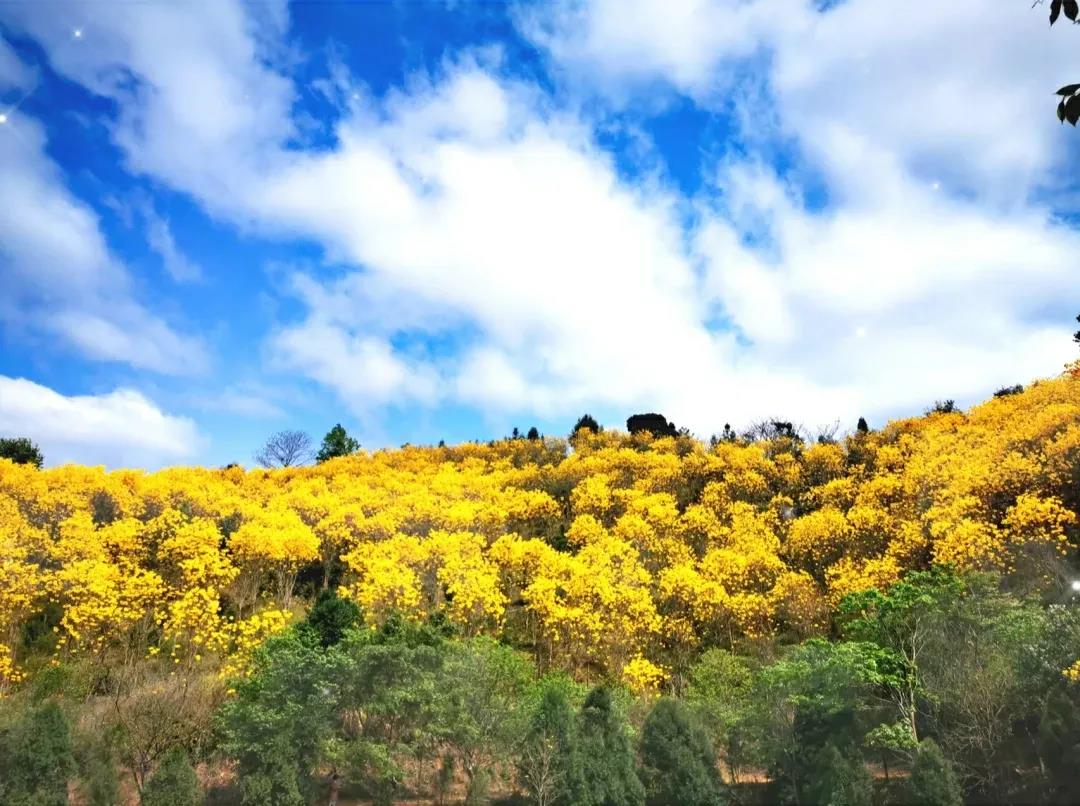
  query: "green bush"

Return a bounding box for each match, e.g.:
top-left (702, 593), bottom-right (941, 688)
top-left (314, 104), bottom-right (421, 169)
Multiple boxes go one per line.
top-left (142, 746), bottom-right (201, 806)
top-left (639, 699), bottom-right (725, 806)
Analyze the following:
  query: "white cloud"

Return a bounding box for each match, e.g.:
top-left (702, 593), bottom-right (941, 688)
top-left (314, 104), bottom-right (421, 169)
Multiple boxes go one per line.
top-left (270, 323), bottom-right (440, 408)
top-left (522, 0), bottom-right (1080, 200)
top-left (516, 0), bottom-right (782, 99)
top-left (3, 0), bottom-right (1077, 440)
top-left (141, 204), bottom-right (202, 283)
top-left (695, 163), bottom-right (1079, 418)
top-left (195, 387), bottom-right (286, 419)
top-left (0, 90), bottom-right (206, 373)
top-left (0, 376), bottom-right (201, 468)
top-left (0, 0), bottom-right (294, 211)
top-left (0, 36), bottom-right (35, 92)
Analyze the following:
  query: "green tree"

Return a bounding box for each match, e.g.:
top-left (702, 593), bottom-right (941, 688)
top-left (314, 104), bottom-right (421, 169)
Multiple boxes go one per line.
top-left (77, 738), bottom-right (120, 806)
top-left (807, 744), bottom-right (873, 806)
top-left (579, 687), bottom-right (645, 806)
top-left (300, 589), bottom-right (361, 648)
top-left (440, 638), bottom-right (533, 804)
top-left (639, 699), bottom-right (725, 806)
top-left (518, 680), bottom-right (588, 806)
top-left (217, 632), bottom-right (343, 805)
top-left (333, 616), bottom-right (458, 803)
top-left (751, 640), bottom-right (883, 805)
top-left (316, 424), bottom-right (361, 463)
top-left (838, 566), bottom-right (965, 743)
top-left (915, 575), bottom-right (1040, 794)
top-left (141, 746), bottom-right (200, 806)
top-left (571, 414), bottom-right (600, 437)
top-left (685, 649), bottom-right (755, 784)
top-left (0, 436), bottom-right (44, 468)
top-left (0, 701), bottom-right (78, 806)
top-left (907, 739), bottom-right (963, 806)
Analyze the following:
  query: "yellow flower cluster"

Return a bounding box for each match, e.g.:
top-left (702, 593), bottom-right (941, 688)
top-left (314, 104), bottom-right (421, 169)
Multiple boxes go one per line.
top-left (0, 369), bottom-right (1077, 691)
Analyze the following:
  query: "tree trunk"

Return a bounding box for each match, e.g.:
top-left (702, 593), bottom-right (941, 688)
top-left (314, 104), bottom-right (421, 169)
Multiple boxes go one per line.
top-left (328, 771), bottom-right (341, 806)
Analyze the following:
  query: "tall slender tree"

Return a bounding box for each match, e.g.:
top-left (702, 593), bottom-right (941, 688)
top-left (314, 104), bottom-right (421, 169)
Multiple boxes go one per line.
top-left (579, 687), bottom-right (645, 806)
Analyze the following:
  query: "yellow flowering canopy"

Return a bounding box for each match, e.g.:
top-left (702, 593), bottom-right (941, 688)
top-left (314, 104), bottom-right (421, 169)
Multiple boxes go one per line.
top-left (0, 368), bottom-right (1077, 690)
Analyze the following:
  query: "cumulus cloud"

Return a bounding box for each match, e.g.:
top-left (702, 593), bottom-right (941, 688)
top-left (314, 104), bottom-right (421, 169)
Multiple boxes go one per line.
top-left (3, 0), bottom-right (1077, 438)
top-left (0, 83), bottom-right (206, 372)
top-left (522, 0), bottom-right (1080, 199)
top-left (0, 376), bottom-right (201, 468)
top-left (515, 0), bottom-right (782, 99)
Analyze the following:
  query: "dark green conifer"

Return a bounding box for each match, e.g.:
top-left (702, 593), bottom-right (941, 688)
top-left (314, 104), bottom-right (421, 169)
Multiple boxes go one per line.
top-left (579, 687), bottom-right (645, 806)
top-left (639, 699), bottom-right (726, 806)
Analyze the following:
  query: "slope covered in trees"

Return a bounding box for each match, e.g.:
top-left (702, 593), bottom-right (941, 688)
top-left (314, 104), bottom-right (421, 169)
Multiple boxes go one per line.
top-left (1, 363), bottom-right (1079, 803)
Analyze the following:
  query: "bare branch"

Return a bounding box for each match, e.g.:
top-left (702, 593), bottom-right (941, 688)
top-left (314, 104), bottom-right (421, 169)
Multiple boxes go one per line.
top-left (254, 429), bottom-right (314, 468)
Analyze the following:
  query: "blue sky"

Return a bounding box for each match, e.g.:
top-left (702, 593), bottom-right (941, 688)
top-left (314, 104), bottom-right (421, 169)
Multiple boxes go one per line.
top-left (0, 0), bottom-right (1078, 468)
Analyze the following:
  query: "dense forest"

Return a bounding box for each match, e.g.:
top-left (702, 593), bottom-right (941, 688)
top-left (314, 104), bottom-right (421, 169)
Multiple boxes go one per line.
top-left (2, 362), bottom-right (1080, 805)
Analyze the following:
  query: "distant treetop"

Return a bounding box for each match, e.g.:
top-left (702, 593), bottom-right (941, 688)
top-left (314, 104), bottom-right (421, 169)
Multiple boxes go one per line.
top-left (0, 437), bottom-right (44, 469)
top-left (626, 413), bottom-right (677, 438)
top-left (255, 430), bottom-right (314, 468)
top-left (571, 414), bottom-right (600, 437)
top-left (316, 424), bottom-right (360, 463)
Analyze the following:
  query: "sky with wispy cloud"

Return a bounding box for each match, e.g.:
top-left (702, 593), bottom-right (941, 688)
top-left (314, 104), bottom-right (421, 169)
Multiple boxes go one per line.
top-left (1, 0), bottom-right (1077, 468)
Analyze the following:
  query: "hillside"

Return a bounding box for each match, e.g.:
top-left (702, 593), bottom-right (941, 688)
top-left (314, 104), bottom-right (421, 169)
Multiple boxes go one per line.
top-left (1, 365), bottom-right (1079, 803)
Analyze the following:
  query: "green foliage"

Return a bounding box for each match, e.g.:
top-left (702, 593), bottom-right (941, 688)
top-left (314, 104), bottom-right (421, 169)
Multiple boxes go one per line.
top-left (927, 399), bottom-right (957, 415)
top-left (0, 701), bottom-right (77, 806)
top-left (571, 414), bottom-right (600, 436)
top-left (994, 384), bottom-right (1025, 397)
top-left (142, 746), bottom-right (201, 806)
top-left (518, 681), bottom-right (588, 806)
top-left (907, 739), bottom-right (963, 806)
top-left (1038, 685), bottom-right (1080, 803)
top-left (685, 649), bottom-right (754, 750)
top-left (579, 687), bottom-right (645, 806)
top-left (626, 413), bottom-right (677, 438)
top-left (748, 639), bottom-right (888, 803)
top-left (77, 737), bottom-right (120, 806)
top-left (439, 638), bottom-right (533, 803)
top-left (639, 699), bottom-right (725, 806)
top-left (0, 436), bottom-right (44, 468)
top-left (316, 423), bottom-right (361, 463)
top-left (300, 588), bottom-right (361, 648)
top-left (217, 631), bottom-right (344, 805)
top-left (806, 744), bottom-right (873, 806)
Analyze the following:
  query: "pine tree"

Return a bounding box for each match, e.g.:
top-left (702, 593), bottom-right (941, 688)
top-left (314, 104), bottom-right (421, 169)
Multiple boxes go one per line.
top-left (316, 424), bottom-right (361, 463)
top-left (571, 414), bottom-right (600, 437)
top-left (808, 745), bottom-right (873, 806)
top-left (0, 702), bottom-right (77, 806)
top-left (907, 739), bottom-right (963, 806)
top-left (300, 588), bottom-right (361, 648)
top-left (141, 746), bottom-right (201, 806)
top-left (519, 684), bottom-right (589, 806)
top-left (79, 740), bottom-right (120, 806)
top-left (579, 687), bottom-right (645, 806)
top-left (639, 699), bottom-right (726, 806)
top-left (0, 436), bottom-right (44, 468)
